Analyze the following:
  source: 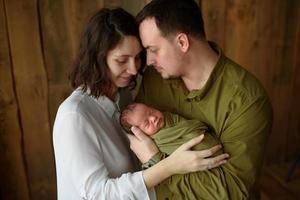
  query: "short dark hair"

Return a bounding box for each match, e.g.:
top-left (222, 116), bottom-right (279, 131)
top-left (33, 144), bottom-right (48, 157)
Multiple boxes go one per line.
top-left (136, 0), bottom-right (205, 40)
top-left (69, 8), bottom-right (145, 98)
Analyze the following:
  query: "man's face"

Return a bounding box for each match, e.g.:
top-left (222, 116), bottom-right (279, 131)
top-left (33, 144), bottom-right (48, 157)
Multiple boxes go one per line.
top-left (139, 18), bottom-right (183, 79)
top-left (124, 103), bottom-right (164, 135)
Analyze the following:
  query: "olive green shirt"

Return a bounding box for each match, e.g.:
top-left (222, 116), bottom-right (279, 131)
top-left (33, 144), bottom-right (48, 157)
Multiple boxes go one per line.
top-left (136, 43), bottom-right (273, 200)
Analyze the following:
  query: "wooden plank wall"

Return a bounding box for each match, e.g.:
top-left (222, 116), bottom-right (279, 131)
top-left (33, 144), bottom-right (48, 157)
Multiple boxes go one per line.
top-left (0, 0), bottom-right (299, 199)
top-left (0, 0), bottom-right (31, 199)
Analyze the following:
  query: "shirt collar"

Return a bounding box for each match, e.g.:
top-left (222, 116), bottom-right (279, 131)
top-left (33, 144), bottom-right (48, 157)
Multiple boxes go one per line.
top-left (95, 93), bottom-right (120, 118)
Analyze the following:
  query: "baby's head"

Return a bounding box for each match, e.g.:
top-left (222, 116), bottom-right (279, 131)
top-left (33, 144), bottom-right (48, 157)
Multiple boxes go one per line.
top-left (121, 103), bottom-right (164, 135)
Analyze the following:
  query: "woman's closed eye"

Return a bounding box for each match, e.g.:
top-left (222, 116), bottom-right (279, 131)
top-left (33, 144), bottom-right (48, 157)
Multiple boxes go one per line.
top-left (116, 59), bottom-right (128, 64)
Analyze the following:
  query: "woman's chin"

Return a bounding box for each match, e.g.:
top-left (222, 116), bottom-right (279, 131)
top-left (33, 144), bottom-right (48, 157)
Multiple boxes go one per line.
top-left (117, 78), bottom-right (134, 88)
top-left (116, 82), bottom-right (131, 88)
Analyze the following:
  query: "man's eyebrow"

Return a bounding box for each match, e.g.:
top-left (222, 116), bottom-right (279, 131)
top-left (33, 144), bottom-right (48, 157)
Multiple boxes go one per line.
top-left (145, 46), bottom-right (155, 50)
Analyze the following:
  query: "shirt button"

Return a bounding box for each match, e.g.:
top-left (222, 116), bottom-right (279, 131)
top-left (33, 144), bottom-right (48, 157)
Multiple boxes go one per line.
top-left (195, 96), bottom-right (201, 101)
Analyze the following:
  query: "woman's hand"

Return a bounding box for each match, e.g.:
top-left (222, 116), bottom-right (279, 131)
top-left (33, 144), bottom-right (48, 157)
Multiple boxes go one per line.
top-left (127, 126), bottom-right (159, 163)
top-left (166, 134), bottom-right (229, 174)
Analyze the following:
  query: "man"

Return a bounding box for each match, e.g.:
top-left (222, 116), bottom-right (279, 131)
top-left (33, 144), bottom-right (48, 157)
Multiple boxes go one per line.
top-left (133, 0), bottom-right (273, 199)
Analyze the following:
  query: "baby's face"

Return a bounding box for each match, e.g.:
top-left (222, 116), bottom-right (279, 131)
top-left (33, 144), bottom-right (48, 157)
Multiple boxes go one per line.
top-left (126, 104), bottom-right (164, 135)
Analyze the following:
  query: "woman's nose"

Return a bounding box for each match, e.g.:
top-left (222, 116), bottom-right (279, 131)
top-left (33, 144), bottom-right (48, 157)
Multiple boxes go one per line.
top-left (127, 61), bottom-right (138, 75)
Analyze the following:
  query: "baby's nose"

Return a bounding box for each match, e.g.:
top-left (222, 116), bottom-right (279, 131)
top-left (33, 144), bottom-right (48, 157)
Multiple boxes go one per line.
top-left (149, 115), bottom-right (156, 122)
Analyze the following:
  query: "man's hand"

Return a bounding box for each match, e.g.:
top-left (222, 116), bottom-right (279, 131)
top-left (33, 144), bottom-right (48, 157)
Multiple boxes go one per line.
top-left (167, 134), bottom-right (229, 174)
top-left (127, 126), bottom-right (159, 163)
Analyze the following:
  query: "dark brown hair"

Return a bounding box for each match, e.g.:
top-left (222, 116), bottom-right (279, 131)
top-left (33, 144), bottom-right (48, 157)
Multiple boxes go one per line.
top-left (120, 103), bottom-right (141, 132)
top-left (69, 8), bottom-right (144, 98)
top-left (136, 0), bottom-right (205, 40)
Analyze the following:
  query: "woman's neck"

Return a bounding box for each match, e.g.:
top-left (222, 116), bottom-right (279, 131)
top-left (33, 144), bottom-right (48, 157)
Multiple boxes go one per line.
top-left (107, 86), bottom-right (118, 101)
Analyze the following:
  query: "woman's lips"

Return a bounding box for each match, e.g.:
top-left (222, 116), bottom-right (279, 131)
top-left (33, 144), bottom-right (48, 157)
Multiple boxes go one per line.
top-left (119, 76), bottom-right (132, 82)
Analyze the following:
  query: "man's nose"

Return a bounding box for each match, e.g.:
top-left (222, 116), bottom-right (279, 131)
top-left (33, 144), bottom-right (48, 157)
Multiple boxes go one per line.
top-left (146, 53), bottom-right (155, 66)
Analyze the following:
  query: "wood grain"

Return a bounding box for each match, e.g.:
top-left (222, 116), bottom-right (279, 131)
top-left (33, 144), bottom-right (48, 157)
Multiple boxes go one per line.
top-left (4, 0), bottom-right (55, 199)
top-left (0, 0), bottom-right (31, 199)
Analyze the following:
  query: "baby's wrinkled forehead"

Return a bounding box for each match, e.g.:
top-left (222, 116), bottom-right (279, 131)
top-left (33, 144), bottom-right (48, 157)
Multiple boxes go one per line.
top-left (126, 103), bottom-right (144, 113)
top-left (121, 104), bottom-right (140, 120)
top-left (129, 103), bottom-right (149, 112)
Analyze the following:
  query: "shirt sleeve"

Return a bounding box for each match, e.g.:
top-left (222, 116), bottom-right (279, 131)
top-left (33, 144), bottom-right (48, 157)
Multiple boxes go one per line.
top-left (139, 93), bottom-right (273, 199)
top-left (53, 112), bottom-right (156, 200)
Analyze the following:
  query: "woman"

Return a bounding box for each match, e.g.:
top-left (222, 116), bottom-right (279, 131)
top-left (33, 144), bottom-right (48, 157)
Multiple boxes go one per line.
top-left (53, 8), bottom-right (226, 199)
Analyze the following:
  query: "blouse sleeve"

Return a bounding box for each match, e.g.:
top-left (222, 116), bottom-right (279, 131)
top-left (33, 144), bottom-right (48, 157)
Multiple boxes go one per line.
top-left (53, 112), bottom-right (156, 200)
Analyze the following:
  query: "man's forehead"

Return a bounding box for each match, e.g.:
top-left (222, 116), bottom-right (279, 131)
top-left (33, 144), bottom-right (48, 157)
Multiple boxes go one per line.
top-left (139, 18), bottom-right (161, 45)
top-left (140, 17), bottom-right (156, 28)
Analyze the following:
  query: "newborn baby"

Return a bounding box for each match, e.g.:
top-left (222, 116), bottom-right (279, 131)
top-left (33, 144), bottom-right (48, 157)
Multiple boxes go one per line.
top-left (121, 103), bottom-right (221, 155)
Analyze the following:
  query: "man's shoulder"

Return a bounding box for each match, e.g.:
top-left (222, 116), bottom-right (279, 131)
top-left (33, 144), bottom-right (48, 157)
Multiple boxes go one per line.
top-left (221, 56), bottom-right (268, 100)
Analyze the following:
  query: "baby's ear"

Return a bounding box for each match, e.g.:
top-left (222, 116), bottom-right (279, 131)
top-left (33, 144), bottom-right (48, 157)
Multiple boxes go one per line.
top-left (120, 115), bottom-right (132, 133)
top-left (120, 119), bottom-right (130, 131)
top-left (124, 125), bottom-right (133, 134)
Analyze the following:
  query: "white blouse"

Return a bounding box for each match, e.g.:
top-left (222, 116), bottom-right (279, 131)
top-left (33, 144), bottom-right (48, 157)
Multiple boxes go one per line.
top-left (53, 89), bottom-right (156, 200)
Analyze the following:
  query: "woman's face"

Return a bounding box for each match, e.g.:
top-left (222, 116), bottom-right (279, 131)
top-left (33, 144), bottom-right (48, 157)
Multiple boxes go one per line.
top-left (106, 36), bottom-right (142, 88)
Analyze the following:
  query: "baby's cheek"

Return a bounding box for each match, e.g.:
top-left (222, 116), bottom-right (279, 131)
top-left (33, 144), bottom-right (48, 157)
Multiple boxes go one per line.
top-left (148, 127), bottom-right (158, 136)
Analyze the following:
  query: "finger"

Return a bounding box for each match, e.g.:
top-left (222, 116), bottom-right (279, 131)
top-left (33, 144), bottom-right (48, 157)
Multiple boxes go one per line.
top-left (178, 134), bottom-right (205, 151)
top-left (126, 133), bottom-right (137, 143)
top-left (214, 153), bottom-right (230, 161)
top-left (131, 126), bottom-right (148, 141)
top-left (208, 158), bottom-right (228, 169)
top-left (198, 144), bottom-right (223, 158)
top-left (210, 159), bottom-right (227, 169)
top-left (202, 153), bottom-right (229, 168)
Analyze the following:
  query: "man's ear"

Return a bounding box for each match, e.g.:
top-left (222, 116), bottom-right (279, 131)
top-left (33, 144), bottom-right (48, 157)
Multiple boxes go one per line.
top-left (176, 33), bottom-right (189, 53)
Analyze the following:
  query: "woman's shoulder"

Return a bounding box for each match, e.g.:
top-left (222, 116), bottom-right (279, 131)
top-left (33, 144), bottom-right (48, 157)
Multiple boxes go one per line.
top-left (56, 89), bottom-right (94, 118)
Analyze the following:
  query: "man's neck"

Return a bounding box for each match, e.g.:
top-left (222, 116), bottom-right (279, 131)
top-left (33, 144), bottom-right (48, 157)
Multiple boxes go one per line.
top-left (181, 40), bottom-right (219, 91)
